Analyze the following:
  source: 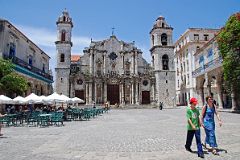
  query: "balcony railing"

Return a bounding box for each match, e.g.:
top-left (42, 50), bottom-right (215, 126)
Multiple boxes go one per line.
top-left (192, 56), bottom-right (223, 77)
top-left (3, 54), bottom-right (53, 81)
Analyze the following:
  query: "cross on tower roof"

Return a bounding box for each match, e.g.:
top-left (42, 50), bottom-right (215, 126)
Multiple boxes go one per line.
top-left (112, 27), bottom-right (115, 36)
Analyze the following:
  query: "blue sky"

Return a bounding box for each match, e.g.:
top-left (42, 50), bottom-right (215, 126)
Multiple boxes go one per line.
top-left (0, 0), bottom-right (239, 72)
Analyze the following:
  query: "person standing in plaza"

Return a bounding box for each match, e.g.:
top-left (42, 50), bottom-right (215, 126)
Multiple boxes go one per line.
top-left (185, 97), bottom-right (204, 158)
top-left (201, 95), bottom-right (222, 155)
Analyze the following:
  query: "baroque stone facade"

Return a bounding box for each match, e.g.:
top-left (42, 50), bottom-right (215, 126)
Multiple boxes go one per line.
top-left (55, 11), bottom-right (176, 107)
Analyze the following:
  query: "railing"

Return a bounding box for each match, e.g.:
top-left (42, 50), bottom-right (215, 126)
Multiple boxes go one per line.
top-left (3, 54), bottom-right (53, 81)
top-left (192, 56), bottom-right (223, 77)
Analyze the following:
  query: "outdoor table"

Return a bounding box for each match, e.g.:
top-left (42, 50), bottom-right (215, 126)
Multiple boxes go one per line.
top-left (38, 114), bottom-right (52, 126)
top-left (6, 114), bottom-right (17, 126)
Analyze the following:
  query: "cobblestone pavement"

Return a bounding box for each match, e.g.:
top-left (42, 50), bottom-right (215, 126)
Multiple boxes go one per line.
top-left (0, 108), bottom-right (239, 160)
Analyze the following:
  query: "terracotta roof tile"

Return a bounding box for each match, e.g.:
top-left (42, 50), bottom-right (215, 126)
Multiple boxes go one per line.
top-left (71, 55), bottom-right (80, 62)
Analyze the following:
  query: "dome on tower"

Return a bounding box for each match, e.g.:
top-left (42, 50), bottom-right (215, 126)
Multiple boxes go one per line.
top-left (154, 15), bottom-right (169, 28)
top-left (56, 8), bottom-right (73, 27)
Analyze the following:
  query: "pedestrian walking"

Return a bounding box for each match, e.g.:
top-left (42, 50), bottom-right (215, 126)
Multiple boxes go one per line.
top-left (201, 95), bottom-right (222, 155)
top-left (185, 97), bottom-right (204, 158)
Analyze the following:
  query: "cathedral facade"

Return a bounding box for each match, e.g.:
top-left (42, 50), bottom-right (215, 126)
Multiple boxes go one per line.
top-left (55, 10), bottom-right (175, 106)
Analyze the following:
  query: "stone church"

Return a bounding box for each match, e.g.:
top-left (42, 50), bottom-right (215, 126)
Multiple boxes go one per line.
top-left (55, 10), bottom-right (175, 106)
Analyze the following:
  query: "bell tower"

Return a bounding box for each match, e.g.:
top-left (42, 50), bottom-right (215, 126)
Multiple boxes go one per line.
top-left (55, 9), bottom-right (73, 96)
top-left (150, 16), bottom-right (176, 107)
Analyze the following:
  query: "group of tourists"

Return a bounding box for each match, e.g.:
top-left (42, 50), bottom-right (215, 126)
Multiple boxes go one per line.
top-left (185, 95), bottom-right (222, 158)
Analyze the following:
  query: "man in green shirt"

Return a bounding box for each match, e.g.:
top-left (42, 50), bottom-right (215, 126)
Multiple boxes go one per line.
top-left (185, 97), bottom-right (204, 158)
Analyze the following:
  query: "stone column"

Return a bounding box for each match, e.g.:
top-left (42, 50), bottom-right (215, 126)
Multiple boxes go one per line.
top-left (131, 82), bottom-right (135, 104)
top-left (151, 83), bottom-right (155, 105)
top-left (89, 52), bottom-right (93, 75)
top-left (135, 82), bottom-right (139, 105)
top-left (89, 83), bottom-right (92, 104)
top-left (104, 82), bottom-right (107, 103)
top-left (86, 83), bottom-right (89, 104)
top-left (119, 84), bottom-right (122, 104)
top-left (216, 76), bottom-right (223, 109)
top-left (121, 83), bottom-right (125, 104)
top-left (131, 54), bottom-right (134, 74)
top-left (231, 92), bottom-right (237, 111)
top-left (205, 73), bottom-right (211, 95)
top-left (135, 52), bottom-right (138, 75)
top-left (103, 53), bottom-right (106, 75)
top-left (129, 84), bottom-right (132, 104)
top-left (94, 82), bottom-right (97, 103)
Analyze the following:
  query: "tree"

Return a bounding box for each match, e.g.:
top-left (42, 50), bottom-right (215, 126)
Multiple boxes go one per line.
top-left (217, 12), bottom-right (240, 110)
top-left (0, 58), bottom-right (14, 78)
top-left (0, 58), bottom-right (28, 96)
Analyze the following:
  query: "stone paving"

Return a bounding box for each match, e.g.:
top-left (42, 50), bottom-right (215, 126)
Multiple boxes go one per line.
top-left (0, 108), bottom-right (240, 160)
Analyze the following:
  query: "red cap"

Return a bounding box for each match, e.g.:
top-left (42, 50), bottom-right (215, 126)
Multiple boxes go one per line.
top-left (190, 97), bottom-right (198, 105)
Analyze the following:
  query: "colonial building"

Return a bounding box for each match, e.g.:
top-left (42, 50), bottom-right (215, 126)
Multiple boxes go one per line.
top-left (150, 16), bottom-right (176, 107)
top-left (55, 10), bottom-right (156, 105)
top-left (0, 19), bottom-right (53, 96)
top-left (174, 28), bottom-right (219, 105)
top-left (193, 35), bottom-right (236, 109)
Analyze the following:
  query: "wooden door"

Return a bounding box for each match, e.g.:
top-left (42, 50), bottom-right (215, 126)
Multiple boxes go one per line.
top-left (75, 90), bottom-right (85, 103)
top-left (142, 91), bottom-right (150, 104)
top-left (107, 84), bottom-right (119, 105)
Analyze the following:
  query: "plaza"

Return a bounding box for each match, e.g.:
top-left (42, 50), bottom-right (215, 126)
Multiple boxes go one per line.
top-left (0, 108), bottom-right (239, 160)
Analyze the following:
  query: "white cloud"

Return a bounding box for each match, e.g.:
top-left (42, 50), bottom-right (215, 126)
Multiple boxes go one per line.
top-left (17, 25), bottom-right (92, 54)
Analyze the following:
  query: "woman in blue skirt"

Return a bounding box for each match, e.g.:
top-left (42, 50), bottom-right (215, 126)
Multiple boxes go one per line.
top-left (201, 95), bottom-right (222, 155)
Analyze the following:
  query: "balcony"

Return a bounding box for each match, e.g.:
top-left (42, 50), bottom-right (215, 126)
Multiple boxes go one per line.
top-left (192, 56), bottom-right (223, 78)
top-left (3, 54), bottom-right (53, 81)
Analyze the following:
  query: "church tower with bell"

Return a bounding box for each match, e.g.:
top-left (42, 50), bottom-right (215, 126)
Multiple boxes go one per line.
top-left (55, 9), bottom-right (73, 96)
top-left (150, 16), bottom-right (176, 107)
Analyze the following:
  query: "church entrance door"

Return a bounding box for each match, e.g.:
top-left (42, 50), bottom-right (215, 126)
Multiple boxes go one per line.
top-left (107, 84), bottom-right (119, 105)
top-left (75, 90), bottom-right (85, 103)
top-left (142, 91), bottom-right (150, 104)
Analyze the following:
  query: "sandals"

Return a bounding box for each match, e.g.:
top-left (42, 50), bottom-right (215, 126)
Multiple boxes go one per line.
top-left (202, 143), bottom-right (207, 149)
top-left (212, 149), bottom-right (219, 155)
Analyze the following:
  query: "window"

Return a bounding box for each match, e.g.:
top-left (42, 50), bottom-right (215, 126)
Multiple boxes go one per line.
top-left (162, 54), bottom-right (169, 70)
top-left (166, 72), bottom-right (167, 76)
top-left (143, 80), bottom-right (148, 86)
top-left (178, 80), bottom-right (179, 88)
top-left (194, 34), bottom-right (199, 41)
top-left (187, 74), bottom-right (190, 85)
top-left (9, 43), bottom-right (16, 58)
top-left (166, 80), bottom-right (168, 83)
top-left (42, 63), bottom-right (45, 72)
top-left (60, 78), bottom-right (63, 83)
top-left (60, 54), bottom-right (65, 62)
top-left (109, 52), bottom-right (118, 60)
top-left (152, 35), bottom-right (154, 46)
top-left (61, 30), bottom-right (66, 41)
top-left (77, 79), bottom-right (83, 85)
top-left (162, 23), bottom-right (165, 28)
top-left (196, 46), bottom-right (200, 51)
top-left (29, 55), bottom-right (33, 66)
top-left (204, 34), bottom-right (209, 41)
top-left (63, 16), bottom-right (66, 22)
top-left (161, 33), bottom-right (167, 46)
